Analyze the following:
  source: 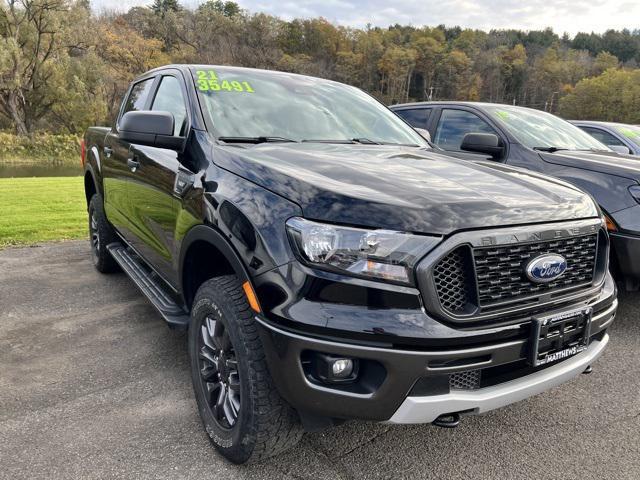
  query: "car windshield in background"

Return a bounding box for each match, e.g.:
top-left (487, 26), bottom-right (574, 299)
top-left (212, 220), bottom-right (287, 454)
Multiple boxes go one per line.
top-left (191, 67), bottom-right (425, 146)
top-left (613, 124), bottom-right (640, 148)
top-left (485, 105), bottom-right (611, 152)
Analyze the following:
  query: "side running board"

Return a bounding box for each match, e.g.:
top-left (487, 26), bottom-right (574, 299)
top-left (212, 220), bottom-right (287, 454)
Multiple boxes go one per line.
top-left (107, 243), bottom-right (190, 330)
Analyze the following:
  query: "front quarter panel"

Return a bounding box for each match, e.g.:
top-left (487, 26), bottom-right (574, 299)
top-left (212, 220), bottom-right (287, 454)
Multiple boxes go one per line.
top-left (199, 156), bottom-right (303, 277)
top-left (610, 204), bottom-right (640, 233)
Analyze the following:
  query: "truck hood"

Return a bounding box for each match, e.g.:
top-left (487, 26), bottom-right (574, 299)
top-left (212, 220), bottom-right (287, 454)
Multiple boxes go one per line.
top-left (213, 143), bottom-right (598, 235)
top-left (540, 150), bottom-right (640, 182)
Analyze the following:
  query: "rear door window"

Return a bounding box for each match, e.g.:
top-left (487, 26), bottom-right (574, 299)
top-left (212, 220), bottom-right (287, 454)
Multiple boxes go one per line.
top-left (434, 109), bottom-right (497, 151)
top-left (395, 108), bottom-right (431, 129)
top-left (122, 78), bottom-right (155, 116)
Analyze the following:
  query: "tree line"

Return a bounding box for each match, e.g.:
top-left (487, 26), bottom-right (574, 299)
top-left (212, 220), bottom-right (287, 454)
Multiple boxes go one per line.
top-left (2, 0), bottom-right (640, 136)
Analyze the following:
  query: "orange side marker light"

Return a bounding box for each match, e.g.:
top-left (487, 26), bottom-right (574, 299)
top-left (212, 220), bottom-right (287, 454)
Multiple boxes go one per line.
top-left (604, 214), bottom-right (617, 232)
top-left (242, 281), bottom-right (261, 313)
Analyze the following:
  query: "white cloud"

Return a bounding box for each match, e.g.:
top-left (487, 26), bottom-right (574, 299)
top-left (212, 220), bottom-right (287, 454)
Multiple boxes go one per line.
top-left (91, 0), bottom-right (640, 36)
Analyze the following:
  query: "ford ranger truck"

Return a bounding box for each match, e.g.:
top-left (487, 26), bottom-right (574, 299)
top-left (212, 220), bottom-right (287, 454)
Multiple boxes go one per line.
top-left (82, 65), bottom-right (617, 464)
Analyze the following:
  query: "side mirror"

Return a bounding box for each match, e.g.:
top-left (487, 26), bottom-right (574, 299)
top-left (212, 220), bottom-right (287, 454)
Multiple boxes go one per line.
top-left (461, 133), bottom-right (504, 159)
top-left (609, 145), bottom-right (631, 155)
top-left (414, 128), bottom-right (431, 142)
top-left (119, 111), bottom-right (184, 150)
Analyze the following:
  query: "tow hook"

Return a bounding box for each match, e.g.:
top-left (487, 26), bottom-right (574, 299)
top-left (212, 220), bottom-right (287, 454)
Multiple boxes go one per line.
top-left (582, 365), bottom-right (593, 374)
top-left (432, 412), bottom-right (460, 428)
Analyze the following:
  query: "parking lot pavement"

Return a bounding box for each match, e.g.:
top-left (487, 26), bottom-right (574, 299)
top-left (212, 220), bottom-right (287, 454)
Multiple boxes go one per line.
top-left (1, 241), bottom-right (639, 480)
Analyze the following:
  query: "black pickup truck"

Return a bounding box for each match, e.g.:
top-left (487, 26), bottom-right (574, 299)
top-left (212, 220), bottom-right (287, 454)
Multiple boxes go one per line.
top-left (83, 65), bottom-right (617, 464)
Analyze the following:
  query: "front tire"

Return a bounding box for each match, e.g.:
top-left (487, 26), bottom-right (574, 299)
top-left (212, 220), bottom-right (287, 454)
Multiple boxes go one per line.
top-left (88, 194), bottom-right (120, 273)
top-left (189, 276), bottom-right (303, 464)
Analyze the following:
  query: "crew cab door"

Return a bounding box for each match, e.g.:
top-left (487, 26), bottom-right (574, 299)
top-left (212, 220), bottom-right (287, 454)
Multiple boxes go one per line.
top-left (103, 77), bottom-right (156, 238)
top-left (124, 73), bottom-right (190, 285)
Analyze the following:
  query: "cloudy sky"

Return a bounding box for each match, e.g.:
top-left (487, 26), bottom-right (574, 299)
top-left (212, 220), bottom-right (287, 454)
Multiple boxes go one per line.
top-left (93, 0), bottom-right (640, 36)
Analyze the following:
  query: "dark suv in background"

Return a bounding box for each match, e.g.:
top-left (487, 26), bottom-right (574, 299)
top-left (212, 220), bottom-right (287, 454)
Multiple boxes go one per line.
top-left (392, 101), bottom-right (640, 290)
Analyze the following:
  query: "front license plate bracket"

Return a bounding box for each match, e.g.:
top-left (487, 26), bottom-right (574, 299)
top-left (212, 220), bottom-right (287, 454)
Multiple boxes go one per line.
top-left (529, 307), bottom-right (592, 367)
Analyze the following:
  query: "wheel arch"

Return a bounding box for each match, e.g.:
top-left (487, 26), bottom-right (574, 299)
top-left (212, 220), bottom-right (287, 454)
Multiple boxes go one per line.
top-left (83, 167), bottom-right (98, 208)
top-left (179, 224), bottom-right (253, 310)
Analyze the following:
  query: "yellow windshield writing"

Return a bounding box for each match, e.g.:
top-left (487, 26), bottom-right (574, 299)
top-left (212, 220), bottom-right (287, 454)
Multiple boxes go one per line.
top-left (196, 70), bottom-right (254, 93)
top-left (620, 128), bottom-right (639, 139)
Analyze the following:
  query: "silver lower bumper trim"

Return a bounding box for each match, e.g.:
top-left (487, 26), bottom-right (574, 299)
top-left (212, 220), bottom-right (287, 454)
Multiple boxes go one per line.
top-left (387, 334), bottom-right (609, 424)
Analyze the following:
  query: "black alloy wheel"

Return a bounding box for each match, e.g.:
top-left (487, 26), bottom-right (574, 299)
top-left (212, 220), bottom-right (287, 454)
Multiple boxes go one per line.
top-left (189, 276), bottom-right (303, 463)
top-left (89, 209), bottom-right (100, 260)
top-left (88, 194), bottom-right (119, 273)
top-left (197, 315), bottom-right (241, 428)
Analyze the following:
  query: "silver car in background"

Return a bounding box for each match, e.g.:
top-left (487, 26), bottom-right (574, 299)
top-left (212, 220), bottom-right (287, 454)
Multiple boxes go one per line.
top-left (570, 121), bottom-right (640, 156)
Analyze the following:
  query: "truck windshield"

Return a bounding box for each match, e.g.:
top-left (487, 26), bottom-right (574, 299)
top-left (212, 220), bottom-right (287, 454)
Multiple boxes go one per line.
top-left (191, 67), bottom-right (425, 146)
top-left (613, 124), bottom-right (640, 148)
top-left (485, 105), bottom-right (611, 152)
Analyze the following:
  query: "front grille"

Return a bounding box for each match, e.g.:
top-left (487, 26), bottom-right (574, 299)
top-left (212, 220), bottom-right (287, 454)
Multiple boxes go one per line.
top-left (474, 234), bottom-right (597, 309)
top-left (433, 246), bottom-right (475, 314)
top-left (432, 232), bottom-right (600, 317)
top-left (450, 370), bottom-right (481, 390)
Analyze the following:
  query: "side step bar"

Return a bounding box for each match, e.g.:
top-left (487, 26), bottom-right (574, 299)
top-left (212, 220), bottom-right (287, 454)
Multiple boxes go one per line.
top-left (107, 243), bottom-right (190, 330)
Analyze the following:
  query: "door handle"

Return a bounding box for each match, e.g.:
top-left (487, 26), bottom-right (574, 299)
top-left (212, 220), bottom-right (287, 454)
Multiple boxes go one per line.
top-left (103, 146), bottom-right (113, 157)
top-left (127, 158), bottom-right (140, 172)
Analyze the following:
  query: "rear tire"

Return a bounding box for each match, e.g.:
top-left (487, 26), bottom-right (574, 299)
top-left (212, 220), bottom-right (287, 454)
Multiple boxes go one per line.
top-left (88, 194), bottom-right (120, 273)
top-left (189, 276), bottom-right (303, 464)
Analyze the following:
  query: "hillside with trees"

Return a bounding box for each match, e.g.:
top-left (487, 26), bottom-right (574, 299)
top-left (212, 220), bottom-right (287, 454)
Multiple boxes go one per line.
top-left (1, 0), bottom-right (640, 137)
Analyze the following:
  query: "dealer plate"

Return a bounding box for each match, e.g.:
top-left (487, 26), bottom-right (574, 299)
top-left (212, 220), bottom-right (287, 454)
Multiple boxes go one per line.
top-left (529, 307), bottom-right (592, 367)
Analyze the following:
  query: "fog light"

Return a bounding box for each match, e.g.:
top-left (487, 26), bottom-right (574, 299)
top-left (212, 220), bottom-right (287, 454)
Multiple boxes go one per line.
top-left (331, 358), bottom-right (353, 378)
top-left (310, 352), bottom-right (359, 384)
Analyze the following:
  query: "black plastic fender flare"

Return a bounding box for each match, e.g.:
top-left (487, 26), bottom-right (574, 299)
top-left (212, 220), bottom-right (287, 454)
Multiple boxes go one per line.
top-left (83, 164), bottom-right (100, 206)
top-left (178, 224), bottom-right (253, 305)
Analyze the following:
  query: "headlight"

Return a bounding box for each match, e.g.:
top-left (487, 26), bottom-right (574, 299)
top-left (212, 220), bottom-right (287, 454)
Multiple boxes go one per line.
top-left (285, 217), bottom-right (441, 284)
top-left (629, 185), bottom-right (640, 205)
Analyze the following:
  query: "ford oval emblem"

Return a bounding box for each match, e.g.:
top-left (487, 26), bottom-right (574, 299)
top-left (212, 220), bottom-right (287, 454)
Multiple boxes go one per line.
top-left (525, 254), bottom-right (567, 283)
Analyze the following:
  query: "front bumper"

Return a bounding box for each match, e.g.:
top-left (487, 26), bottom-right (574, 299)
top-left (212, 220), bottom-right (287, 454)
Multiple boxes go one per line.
top-left (388, 334), bottom-right (608, 423)
top-left (256, 292), bottom-right (616, 423)
top-left (610, 231), bottom-right (640, 279)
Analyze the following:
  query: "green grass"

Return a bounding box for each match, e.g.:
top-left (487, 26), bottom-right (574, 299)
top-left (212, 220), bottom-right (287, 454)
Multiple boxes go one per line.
top-left (0, 177), bottom-right (87, 248)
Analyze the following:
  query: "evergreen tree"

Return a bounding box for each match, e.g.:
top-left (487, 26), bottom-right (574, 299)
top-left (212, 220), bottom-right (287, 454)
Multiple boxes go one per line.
top-left (151, 0), bottom-right (180, 19)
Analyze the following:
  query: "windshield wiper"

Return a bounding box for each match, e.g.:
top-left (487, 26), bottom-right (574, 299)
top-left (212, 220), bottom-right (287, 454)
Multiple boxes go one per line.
top-left (351, 137), bottom-right (381, 145)
top-left (302, 138), bottom-right (405, 145)
top-left (301, 138), bottom-right (383, 144)
top-left (300, 138), bottom-right (420, 147)
top-left (354, 138), bottom-right (422, 147)
top-left (218, 136), bottom-right (297, 144)
top-left (301, 139), bottom-right (357, 144)
top-left (533, 146), bottom-right (569, 153)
